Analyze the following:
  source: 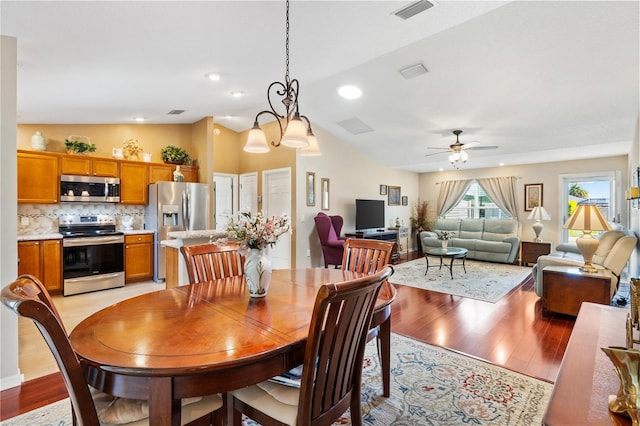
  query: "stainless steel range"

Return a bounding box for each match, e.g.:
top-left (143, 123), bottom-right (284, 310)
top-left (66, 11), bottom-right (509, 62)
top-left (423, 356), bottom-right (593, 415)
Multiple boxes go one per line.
top-left (59, 215), bottom-right (125, 296)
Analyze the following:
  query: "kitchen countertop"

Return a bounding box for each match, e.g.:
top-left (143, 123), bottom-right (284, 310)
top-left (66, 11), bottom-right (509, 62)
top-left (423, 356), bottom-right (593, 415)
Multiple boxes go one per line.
top-left (17, 229), bottom-right (153, 241)
top-left (161, 230), bottom-right (228, 249)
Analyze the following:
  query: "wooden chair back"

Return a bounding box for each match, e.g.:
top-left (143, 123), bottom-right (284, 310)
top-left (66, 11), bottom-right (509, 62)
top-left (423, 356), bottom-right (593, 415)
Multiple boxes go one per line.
top-left (1, 275), bottom-right (101, 425)
top-left (296, 265), bottom-right (393, 425)
top-left (341, 238), bottom-right (394, 274)
top-left (180, 243), bottom-right (245, 283)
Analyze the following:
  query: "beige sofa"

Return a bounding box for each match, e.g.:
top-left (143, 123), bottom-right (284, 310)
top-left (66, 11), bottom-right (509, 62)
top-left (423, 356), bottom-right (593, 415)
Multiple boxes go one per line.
top-left (532, 228), bottom-right (637, 298)
top-left (420, 218), bottom-right (521, 264)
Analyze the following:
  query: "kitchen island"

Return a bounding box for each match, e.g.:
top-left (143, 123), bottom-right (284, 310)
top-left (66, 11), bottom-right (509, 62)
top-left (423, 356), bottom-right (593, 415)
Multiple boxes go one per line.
top-left (161, 230), bottom-right (227, 288)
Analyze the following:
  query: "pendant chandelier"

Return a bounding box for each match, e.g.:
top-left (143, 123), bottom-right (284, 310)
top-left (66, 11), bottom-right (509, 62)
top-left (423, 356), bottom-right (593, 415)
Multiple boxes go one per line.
top-left (243, 0), bottom-right (321, 156)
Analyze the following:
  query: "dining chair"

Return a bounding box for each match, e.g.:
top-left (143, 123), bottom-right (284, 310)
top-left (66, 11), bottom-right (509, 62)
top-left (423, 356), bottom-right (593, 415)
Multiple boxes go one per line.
top-left (180, 242), bottom-right (245, 283)
top-left (1, 274), bottom-right (224, 426)
top-left (341, 238), bottom-right (397, 397)
top-left (230, 265), bottom-right (394, 426)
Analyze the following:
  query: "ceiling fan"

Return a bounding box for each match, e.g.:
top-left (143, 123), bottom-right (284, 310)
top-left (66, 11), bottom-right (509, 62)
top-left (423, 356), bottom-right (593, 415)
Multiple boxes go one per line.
top-left (424, 130), bottom-right (498, 167)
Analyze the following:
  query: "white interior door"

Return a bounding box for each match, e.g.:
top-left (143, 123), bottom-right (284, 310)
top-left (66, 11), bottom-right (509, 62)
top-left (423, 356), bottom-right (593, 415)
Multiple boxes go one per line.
top-left (213, 173), bottom-right (237, 231)
top-left (239, 172), bottom-right (258, 214)
top-left (262, 168), bottom-right (291, 269)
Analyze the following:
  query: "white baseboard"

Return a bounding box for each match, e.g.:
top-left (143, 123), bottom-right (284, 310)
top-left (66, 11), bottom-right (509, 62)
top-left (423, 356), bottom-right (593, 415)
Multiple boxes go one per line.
top-left (0, 372), bottom-right (24, 391)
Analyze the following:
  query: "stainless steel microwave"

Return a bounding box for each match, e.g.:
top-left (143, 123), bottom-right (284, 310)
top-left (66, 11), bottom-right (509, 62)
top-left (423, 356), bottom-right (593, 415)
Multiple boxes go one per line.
top-left (60, 174), bottom-right (120, 203)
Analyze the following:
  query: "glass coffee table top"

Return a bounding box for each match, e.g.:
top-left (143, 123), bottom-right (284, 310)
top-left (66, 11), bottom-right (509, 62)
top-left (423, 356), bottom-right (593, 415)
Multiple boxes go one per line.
top-left (423, 247), bottom-right (468, 279)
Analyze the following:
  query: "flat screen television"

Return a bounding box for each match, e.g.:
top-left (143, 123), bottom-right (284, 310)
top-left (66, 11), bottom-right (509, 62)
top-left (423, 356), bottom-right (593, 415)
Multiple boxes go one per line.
top-left (355, 199), bottom-right (385, 231)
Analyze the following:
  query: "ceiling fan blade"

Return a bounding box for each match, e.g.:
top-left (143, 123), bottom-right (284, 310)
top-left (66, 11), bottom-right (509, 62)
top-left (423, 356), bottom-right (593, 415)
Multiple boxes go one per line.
top-left (425, 147), bottom-right (449, 150)
top-left (424, 151), bottom-right (447, 157)
top-left (461, 141), bottom-right (480, 150)
top-left (466, 145), bottom-right (498, 151)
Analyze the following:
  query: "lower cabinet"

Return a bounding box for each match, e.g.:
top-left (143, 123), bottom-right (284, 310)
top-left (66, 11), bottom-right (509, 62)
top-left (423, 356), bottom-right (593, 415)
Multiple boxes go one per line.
top-left (125, 234), bottom-right (154, 282)
top-left (17, 239), bottom-right (63, 293)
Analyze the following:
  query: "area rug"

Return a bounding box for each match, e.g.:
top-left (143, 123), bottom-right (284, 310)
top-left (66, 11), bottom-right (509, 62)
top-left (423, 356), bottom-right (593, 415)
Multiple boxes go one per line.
top-left (1, 334), bottom-right (552, 426)
top-left (389, 258), bottom-right (532, 303)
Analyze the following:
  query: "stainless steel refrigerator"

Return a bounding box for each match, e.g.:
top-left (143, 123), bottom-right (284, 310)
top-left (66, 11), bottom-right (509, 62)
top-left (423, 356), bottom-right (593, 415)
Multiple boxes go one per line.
top-left (145, 182), bottom-right (211, 282)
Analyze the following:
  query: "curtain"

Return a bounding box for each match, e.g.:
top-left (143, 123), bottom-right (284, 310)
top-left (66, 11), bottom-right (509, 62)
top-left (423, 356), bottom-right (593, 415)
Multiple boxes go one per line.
top-left (436, 179), bottom-right (472, 217)
top-left (477, 176), bottom-right (519, 219)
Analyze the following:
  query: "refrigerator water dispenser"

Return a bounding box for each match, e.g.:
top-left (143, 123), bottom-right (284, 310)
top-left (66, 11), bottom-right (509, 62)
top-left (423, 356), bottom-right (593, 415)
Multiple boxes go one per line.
top-left (162, 205), bottom-right (179, 226)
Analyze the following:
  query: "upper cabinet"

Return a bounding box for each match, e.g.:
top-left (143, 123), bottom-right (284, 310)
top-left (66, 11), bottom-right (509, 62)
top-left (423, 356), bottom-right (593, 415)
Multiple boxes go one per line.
top-left (149, 164), bottom-right (199, 183)
top-left (120, 162), bottom-right (149, 204)
top-left (60, 156), bottom-right (118, 177)
top-left (18, 151), bottom-right (59, 204)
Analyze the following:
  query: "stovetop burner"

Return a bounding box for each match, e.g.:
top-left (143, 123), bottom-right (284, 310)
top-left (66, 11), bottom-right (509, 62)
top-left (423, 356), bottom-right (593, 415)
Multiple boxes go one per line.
top-left (58, 214), bottom-right (122, 238)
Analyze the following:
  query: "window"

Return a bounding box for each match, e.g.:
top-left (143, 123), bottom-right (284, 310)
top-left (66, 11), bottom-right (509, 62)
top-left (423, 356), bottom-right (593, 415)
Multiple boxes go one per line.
top-left (560, 172), bottom-right (619, 243)
top-left (444, 181), bottom-right (511, 219)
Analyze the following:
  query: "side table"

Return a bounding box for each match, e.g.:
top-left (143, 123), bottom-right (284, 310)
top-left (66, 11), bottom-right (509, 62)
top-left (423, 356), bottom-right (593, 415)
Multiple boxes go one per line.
top-left (520, 241), bottom-right (551, 266)
top-left (542, 266), bottom-right (612, 316)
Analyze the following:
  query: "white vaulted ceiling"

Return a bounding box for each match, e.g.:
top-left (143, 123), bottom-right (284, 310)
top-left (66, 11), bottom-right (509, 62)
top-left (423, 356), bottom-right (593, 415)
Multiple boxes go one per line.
top-left (2, 0), bottom-right (638, 172)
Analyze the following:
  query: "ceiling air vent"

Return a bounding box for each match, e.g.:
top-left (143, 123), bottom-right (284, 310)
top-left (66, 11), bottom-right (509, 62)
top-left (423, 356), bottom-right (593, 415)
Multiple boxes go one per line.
top-left (399, 62), bottom-right (429, 80)
top-left (167, 109), bottom-right (185, 115)
top-left (393, 0), bottom-right (435, 20)
top-left (337, 118), bottom-right (374, 135)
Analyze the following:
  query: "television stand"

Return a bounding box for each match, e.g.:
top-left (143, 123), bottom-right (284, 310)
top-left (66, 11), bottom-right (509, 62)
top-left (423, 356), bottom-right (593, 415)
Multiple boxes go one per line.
top-left (344, 230), bottom-right (399, 263)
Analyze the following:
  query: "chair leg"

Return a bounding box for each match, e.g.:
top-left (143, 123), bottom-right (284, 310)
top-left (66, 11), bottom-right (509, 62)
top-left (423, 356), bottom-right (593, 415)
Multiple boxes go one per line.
top-left (378, 316), bottom-right (392, 397)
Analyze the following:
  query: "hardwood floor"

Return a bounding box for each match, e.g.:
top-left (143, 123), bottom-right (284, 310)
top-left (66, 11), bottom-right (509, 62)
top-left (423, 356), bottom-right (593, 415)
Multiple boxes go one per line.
top-left (0, 254), bottom-right (576, 421)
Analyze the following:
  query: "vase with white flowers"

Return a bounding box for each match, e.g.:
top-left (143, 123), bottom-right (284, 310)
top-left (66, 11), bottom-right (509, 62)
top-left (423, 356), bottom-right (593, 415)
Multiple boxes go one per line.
top-left (437, 231), bottom-right (455, 251)
top-left (226, 211), bottom-right (290, 297)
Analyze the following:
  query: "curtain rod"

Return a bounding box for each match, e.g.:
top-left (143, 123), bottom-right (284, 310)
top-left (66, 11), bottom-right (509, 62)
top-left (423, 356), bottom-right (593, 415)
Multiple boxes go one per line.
top-left (435, 176), bottom-right (522, 185)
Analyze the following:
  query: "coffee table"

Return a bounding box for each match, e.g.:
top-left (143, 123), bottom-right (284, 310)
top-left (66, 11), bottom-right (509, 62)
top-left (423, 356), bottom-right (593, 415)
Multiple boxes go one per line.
top-left (423, 247), bottom-right (468, 279)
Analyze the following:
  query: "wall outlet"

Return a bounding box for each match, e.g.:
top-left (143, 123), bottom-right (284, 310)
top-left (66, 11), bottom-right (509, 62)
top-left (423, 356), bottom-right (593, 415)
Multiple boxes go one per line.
top-left (306, 249), bottom-right (311, 257)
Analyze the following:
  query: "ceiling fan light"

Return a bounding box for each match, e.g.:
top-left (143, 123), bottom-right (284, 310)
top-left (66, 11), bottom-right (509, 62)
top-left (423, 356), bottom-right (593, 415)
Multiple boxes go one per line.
top-left (244, 123), bottom-right (270, 153)
top-left (281, 114), bottom-right (310, 148)
top-left (460, 151), bottom-right (468, 162)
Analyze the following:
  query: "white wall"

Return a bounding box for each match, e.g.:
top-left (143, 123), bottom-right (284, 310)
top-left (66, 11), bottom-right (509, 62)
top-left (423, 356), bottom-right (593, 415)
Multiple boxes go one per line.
top-left (1, 35), bottom-right (21, 390)
top-left (296, 126), bottom-right (419, 268)
top-left (418, 155), bottom-right (628, 252)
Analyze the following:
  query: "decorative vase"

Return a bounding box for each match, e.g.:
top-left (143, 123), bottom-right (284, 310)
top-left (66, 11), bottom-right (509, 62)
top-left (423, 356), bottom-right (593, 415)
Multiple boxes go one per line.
top-left (601, 346), bottom-right (640, 424)
top-left (31, 131), bottom-right (47, 151)
top-left (441, 240), bottom-right (448, 251)
top-left (244, 249), bottom-right (272, 298)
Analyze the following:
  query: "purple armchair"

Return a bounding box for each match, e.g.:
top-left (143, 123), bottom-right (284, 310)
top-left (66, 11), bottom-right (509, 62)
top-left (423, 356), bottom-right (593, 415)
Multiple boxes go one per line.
top-left (314, 212), bottom-right (346, 268)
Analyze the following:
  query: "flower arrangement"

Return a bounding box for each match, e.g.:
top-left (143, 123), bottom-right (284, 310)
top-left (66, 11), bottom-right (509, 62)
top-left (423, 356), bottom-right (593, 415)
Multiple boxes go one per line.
top-left (437, 231), bottom-right (455, 241)
top-left (225, 211), bottom-right (290, 254)
top-left (123, 139), bottom-right (143, 160)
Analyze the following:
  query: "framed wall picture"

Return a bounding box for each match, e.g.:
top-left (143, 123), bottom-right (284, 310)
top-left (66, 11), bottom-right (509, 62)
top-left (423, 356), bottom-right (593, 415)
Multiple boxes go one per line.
top-left (380, 184), bottom-right (387, 195)
top-left (306, 172), bottom-right (315, 206)
top-left (388, 186), bottom-right (401, 206)
top-left (321, 178), bottom-right (330, 211)
top-left (524, 183), bottom-right (543, 211)
top-left (401, 195), bottom-right (408, 206)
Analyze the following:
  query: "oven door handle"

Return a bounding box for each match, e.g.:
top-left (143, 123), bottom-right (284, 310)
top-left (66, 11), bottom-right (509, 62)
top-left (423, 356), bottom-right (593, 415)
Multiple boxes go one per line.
top-left (64, 272), bottom-right (123, 283)
top-left (63, 236), bottom-right (124, 247)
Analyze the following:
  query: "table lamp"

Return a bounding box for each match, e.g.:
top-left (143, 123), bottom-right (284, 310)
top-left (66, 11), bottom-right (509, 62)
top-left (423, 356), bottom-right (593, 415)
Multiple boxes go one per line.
top-left (527, 206), bottom-right (551, 242)
top-left (563, 204), bottom-right (612, 273)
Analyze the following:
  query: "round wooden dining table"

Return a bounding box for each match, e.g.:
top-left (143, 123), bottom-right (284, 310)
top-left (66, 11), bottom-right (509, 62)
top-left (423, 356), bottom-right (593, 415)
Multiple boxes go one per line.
top-left (69, 268), bottom-right (396, 426)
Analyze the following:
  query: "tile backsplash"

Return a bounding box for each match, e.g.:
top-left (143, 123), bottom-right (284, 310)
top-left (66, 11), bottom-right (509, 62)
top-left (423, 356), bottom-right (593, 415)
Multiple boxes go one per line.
top-left (18, 204), bottom-right (145, 235)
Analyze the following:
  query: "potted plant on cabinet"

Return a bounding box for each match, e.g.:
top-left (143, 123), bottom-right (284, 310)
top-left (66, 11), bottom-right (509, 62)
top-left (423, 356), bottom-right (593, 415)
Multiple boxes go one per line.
top-left (409, 199), bottom-right (430, 253)
top-left (65, 137), bottom-right (96, 154)
top-left (160, 145), bottom-right (191, 165)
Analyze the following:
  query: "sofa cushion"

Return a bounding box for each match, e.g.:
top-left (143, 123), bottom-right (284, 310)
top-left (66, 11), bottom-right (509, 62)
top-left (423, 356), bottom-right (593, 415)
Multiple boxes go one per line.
top-left (458, 219), bottom-right (484, 240)
top-left (483, 219), bottom-right (518, 241)
top-left (475, 240), bottom-right (512, 254)
top-left (592, 230), bottom-right (625, 266)
top-left (451, 238), bottom-right (476, 250)
top-left (434, 219), bottom-right (461, 233)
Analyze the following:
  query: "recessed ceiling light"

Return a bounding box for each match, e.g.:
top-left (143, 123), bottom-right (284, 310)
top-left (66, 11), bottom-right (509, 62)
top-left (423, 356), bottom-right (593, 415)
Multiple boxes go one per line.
top-left (438, 168), bottom-right (444, 172)
top-left (134, 117), bottom-right (145, 122)
top-left (206, 72), bottom-right (221, 81)
top-left (224, 115), bottom-right (232, 120)
top-left (337, 85), bottom-right (362, 100)
top-left (230, 91), bottom-right (244, 98)
top-left (499, 162), bottom-right (505, 166)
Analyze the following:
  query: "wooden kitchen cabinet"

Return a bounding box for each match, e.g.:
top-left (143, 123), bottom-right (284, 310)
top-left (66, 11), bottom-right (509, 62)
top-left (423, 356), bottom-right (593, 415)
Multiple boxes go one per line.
top-left (18, 239), bottom-right (63, 293)
top-left (125, 234), bottom-right (154, 282)
top-left (17, 151), bottom-right (60, 204)
top-left (60, 155), bottom-right (119, 177)
top-left (119, 162), bottom-right (149, 204)
top-left (149, 163), bottom-right (199, 183)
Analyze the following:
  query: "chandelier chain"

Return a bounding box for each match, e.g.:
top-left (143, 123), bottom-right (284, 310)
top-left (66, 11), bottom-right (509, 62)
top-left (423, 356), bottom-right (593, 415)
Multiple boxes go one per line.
top-left (285, 0), bottom-right (290, 86)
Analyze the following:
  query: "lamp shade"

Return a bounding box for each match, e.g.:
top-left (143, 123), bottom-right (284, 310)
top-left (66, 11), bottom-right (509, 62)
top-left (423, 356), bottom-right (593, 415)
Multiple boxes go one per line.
top-left (244, 124), bottom-right (270, 153)
top-left (300, 131), bottom-right (321, 156)
top-left (527, 206), bottom-right (551, 221)
top-left (280, 114), bottom-right (310, 148)
top-left (563, 204), bottom-right (611, 231)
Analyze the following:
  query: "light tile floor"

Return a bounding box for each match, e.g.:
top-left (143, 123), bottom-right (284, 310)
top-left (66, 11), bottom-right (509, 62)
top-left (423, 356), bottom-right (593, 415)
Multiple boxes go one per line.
top-left (18, 280), bottom-right (164, 381)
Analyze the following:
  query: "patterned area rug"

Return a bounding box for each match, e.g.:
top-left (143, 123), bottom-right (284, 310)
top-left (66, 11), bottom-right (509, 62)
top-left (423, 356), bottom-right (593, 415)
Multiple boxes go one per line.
top-left (389, 258), bottom-right (532, 303)
top-left (1, 334), bottom-right (552, 426)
